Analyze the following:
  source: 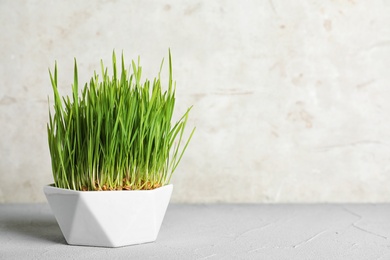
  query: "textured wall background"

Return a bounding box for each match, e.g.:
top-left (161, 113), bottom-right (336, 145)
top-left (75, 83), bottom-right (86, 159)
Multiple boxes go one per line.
top-left (1, 0), bottom-right (390, 203)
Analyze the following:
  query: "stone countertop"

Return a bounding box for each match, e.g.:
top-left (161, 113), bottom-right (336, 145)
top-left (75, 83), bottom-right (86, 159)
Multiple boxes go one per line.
top-left (0, 204), bottom-right (389, 259)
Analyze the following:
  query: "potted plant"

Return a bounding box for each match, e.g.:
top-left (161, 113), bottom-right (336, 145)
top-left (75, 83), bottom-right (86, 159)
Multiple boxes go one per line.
top-left (44, 50), bottom-right (194, 247)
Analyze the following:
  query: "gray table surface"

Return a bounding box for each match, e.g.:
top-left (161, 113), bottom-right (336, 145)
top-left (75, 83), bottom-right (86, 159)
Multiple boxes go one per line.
top-left (0, 203), bottom-right (389, 260)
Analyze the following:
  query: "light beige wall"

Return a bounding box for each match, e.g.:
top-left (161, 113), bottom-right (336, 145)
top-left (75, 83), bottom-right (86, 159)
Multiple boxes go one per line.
top-left (1, 0), bottom-right (390, 203)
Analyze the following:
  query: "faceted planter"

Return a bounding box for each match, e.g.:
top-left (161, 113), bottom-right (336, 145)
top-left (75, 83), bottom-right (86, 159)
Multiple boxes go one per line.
top-left (43, 184), bottom-right (173, 247)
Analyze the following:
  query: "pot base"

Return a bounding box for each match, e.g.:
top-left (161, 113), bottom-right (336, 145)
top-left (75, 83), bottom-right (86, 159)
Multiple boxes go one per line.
top-left (44, 184), bottom-right (173, 247)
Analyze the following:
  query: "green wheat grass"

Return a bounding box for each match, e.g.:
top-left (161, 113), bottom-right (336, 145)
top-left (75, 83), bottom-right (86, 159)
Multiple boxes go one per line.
top-left (47, 50), bottom-right (195, 191)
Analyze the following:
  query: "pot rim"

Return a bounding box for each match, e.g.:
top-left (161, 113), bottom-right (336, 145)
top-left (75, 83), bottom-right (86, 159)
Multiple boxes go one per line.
top-left (44, 183), bottom-right (173, 194)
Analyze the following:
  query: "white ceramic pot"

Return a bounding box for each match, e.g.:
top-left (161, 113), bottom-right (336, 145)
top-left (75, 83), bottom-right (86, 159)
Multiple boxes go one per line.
top-left (43, 184), bottom-right (173, 247)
